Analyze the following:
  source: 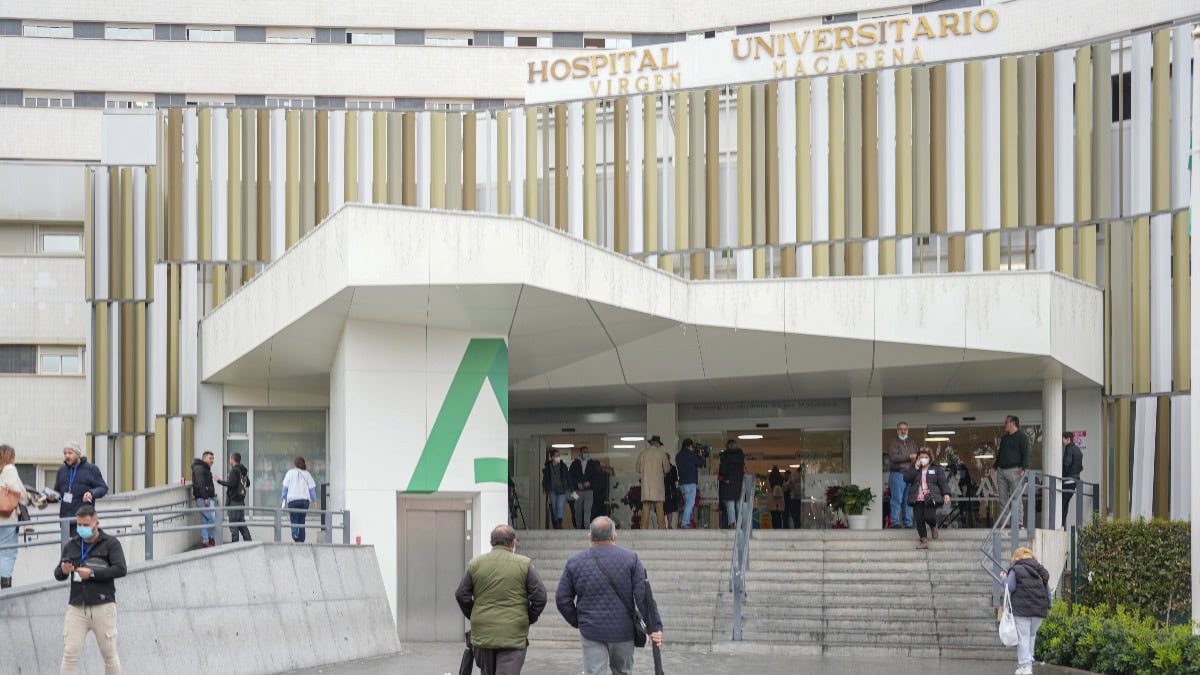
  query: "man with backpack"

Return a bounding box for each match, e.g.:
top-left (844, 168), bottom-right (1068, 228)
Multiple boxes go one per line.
top-left (217, 452), bottom-right (251, 542)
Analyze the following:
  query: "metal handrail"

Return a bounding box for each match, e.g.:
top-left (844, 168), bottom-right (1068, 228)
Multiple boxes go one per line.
top-left (728, 473), bottom-right (756, 641)
top-left (978, 470), bottom-right (1099, 606)
top-left (1, 504), bottom-right (353, 561)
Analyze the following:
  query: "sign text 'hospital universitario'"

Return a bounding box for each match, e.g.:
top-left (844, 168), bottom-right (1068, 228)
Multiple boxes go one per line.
top-left (525, 8), bottom-right (1002, 104)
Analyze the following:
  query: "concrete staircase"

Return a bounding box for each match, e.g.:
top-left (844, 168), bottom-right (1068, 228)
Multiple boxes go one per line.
top-left (518, 528), bottom-right (1010, 660)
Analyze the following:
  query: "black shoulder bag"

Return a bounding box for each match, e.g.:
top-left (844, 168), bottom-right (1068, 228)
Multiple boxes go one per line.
top-left (589, 549), bottom-right (648, 648)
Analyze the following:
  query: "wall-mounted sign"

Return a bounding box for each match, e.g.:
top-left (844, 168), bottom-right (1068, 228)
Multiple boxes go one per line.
top-left (526, 7), bottom-right (1002, 104)
top-left (524, 0), bottom-right (1197, 104)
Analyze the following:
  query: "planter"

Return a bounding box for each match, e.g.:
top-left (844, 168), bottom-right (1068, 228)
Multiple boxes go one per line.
top-left (847, 514), bottom-right (869, 530)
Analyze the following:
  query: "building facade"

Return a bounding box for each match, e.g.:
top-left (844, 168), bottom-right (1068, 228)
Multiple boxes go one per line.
top-left (1, 0), bottom-right (1198, 630)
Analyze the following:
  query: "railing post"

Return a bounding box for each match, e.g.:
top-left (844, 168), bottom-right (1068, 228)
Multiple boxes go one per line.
top-left (60, 518), bottom-right (70, 547)
top-left (1075, 480), bottom-right (1084, 528)
top-left (324, 509), bottom-right (333, 544)
top-left (992, 532), bottom-right (1003, 606)
top-left (1010, 481), bottom-right (1021, 561)
top-left (274, 508), bottom-right (283, 543)
top-left (1025, 471), bottom-right (1036, 542)
top-left (1047, 475), bottom-right (1057, 532)
top-left (144, 513), bottom-right (154, 561)
top-left (342, 510), bottom-right (351, 545)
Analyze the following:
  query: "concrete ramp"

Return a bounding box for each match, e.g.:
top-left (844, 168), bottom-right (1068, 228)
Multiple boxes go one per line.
top-left (1, 542), bottom-right (400, 674)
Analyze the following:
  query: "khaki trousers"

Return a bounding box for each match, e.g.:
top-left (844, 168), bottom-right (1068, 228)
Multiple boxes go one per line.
top-left (642, 501), bottom-right (665, 529)
top-left (61, 603), bottom-right (121, 675)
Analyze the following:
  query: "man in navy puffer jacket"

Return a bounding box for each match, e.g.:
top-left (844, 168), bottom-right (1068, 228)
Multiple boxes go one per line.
top-left (555, 516), bottom-right (663, 675)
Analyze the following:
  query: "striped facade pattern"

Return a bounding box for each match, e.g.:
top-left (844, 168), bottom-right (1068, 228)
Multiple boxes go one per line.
top-left (87, 26), bottom-right (1194, 520)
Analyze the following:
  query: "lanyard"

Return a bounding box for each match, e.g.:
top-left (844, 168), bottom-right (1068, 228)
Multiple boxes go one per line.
top-left (79, 540), bottom-right (96, 567)
top-left (67, 465), bottom-right (79, 491)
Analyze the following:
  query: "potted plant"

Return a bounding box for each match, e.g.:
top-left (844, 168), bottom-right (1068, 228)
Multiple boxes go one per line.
top-left (827, 484), bottom-right (875, 530)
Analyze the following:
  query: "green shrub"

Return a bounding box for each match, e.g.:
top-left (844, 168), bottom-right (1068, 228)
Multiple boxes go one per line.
top-left (1037, 601), bottom-right (1200, 675)
top-left (1073, 518), bottom-right (1190, 625)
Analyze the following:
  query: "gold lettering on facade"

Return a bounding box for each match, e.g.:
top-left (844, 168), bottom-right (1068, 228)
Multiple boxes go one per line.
top-left (913, 16), bottom-right (937, 40)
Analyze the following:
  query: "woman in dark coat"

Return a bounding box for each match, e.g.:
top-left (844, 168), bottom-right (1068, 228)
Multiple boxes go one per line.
top-left (717, 441), bottom-right (746, 528)
top-left (903, 448), bottom-right (950, 549)
top-left (1001, 547), bottom-right (1052, 675)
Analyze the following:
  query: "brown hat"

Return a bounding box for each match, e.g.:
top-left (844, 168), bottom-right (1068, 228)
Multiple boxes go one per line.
top-left (648, 435), bottom-right (663, 447)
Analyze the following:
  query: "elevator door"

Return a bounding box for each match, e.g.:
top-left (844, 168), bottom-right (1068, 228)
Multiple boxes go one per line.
top-left (396, 497), bottom-right (471, 641)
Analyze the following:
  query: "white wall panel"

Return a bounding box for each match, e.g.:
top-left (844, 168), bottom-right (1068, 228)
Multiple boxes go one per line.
top-left (629, 95), bottom-right (644, 255)
top-left (511, 108), bottom-right (525, 217)
top-left (567, 101), bottom-right (584, 239)
top-left (330, 111), bottom-right (346, 213)
top-left (416, 112), bottom-right (430, 210)
top-left (1130, 397), bottom-right (1156, 519)
top-left (878, 69), bottom-right (897, 278)
top-left (1171, 395), bottom-right (1190, 519)
top-left (810, 77), bottom-right (830, 274)
top-left (183, 109), bottom-right (198, 259)
top-left (358, 110), bottom-right (373, 204)
top-left (269, 108), bottom-right (286, 259)
top-left (981, 58), bottom-right (1000, 268)
top-left (212, 110), bottom-right (229, 264)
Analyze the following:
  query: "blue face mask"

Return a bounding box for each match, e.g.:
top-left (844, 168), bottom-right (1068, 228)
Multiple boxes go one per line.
top-left (581, 453), bottom-right (590, 461)
top-left (76, 525), bottom-right (94, 540)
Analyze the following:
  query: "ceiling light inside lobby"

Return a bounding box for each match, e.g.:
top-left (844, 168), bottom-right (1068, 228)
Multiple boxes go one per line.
top-left (613, 444), bottom-right (635, 449)
top-left (552, 443), bottom-right (575, 449)
top-left (620, 436), bottom-right (644, 442)
top-left (737, 434), bottom-right (763, 440)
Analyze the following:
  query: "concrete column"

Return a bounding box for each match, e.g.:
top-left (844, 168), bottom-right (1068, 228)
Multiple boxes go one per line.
top-left (646, 402), bottom-right (678, 453)
top-left (1065, 387), bottom-right (1103, 525)
top-left (330, 320), bottom-right (509, 623)
top-left (850, 397), bottom-right (884, 527)
top-left (1042, 378), bottom-right (1063, 528)
top-left (1187, 23), bottom-right (1200, 633)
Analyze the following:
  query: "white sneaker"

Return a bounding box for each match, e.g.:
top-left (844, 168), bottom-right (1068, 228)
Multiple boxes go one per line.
top-left (1015, 667), bottom-right (1032, 675)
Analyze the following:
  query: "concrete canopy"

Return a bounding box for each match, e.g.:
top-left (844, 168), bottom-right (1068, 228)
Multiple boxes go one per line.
top-left (201, 205), bottom-right (1103, 407)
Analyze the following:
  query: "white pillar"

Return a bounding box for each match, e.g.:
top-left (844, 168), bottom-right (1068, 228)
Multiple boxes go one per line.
top-left (1042, 378), bottom-right (1063, 529)
top-left (646, 402), bottom-right (677, 453)
top-left (850, 397), bottom-right (884, 528)
top-left (1187, 23), bottom-right (1200, 634)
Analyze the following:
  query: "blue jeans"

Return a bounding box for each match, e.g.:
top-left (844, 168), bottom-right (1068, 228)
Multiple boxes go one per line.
top-left (196, 498), bottom-right (217, 541)
top-left (288, 499), bottom-right (309, 542)
top-left (548, 491), bottom-right (567, 520)
top-left (0, 523), bottom-right (17, 577)
top-left (723, 500), bottom-right (737, 527)
top-left (680, 483), bottom-right (698, 527)
top-left (888, 471), bottom-right (913, 528)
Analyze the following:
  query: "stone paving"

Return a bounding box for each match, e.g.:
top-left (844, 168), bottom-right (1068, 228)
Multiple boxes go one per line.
top-left (284, 642), bottom-right (1046, 674)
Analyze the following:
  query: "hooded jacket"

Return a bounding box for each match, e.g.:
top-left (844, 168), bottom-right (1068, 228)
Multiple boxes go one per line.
top-left (191, 458), bottom-right (216, 500)
top-left (217, 463), bottom-right (250, 503)
top-left (903, 463), bottom-right (950, 505)
top-left (52, 458), bottom-right (109, 518)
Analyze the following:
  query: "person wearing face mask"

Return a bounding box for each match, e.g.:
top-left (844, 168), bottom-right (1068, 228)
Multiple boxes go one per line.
top-left (885, 422), bottom-right (918, 529)
top-left (51, 441), bottom-right (109, 538)
top-left (903, 449), bottom-right (950, 549)
top-left (543, 449), bottom-right (571, 529)
top-left (569, 447), bottom-right (603, 530)
top-left (55, 504), bottom-right (127, 675)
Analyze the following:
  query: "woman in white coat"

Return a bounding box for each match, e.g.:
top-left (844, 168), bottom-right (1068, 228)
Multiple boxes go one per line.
top-left (281, 457), bottom-right (317, 543)
top-left (0, 444), bottom-right (33, 588)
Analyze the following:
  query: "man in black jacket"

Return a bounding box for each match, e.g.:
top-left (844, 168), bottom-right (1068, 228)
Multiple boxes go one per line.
top-left (717, 441), bottom-right (745, 528)
top-left (192, 452), bottom-right (218, 547)
top-left (217, 452), bottom-right (251, 542)
top-left (55, 504), bottom-right (127, 675)
top-left (1060, 432), bottom-right (1084, 529)
top-left (52, 442), bottom-right (109, 537)
top-left (568, 447), bottom-right (604, 530)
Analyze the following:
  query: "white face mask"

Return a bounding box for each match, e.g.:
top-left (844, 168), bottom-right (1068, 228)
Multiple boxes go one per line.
top-left (898, 434), bottom-right (908, 441)
top-left (552, 457), bottom-right (561, 464)
top-left (919, 457), bottom-right (930, 467)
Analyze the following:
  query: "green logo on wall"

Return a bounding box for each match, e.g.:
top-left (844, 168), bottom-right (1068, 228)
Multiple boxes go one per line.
top-left (406, 338), bottom-right (509, 493)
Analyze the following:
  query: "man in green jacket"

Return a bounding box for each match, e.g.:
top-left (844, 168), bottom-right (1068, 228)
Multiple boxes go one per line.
top-left (455, 524), bottom-right (547, 675)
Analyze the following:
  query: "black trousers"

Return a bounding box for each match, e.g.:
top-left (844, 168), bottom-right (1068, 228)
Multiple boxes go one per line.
top-left (913, 501), bottom-right (938, 539)
top-left (1062, 480), bottom-right (1077, 528)
top-left (228, 498), bottom-right (251, 541)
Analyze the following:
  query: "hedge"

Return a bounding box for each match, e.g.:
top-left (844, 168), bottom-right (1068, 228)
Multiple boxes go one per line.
top-left (1037, 602), bottom-right (1200, 675)
top-left (1072, 518), bottom-right (1190, 625)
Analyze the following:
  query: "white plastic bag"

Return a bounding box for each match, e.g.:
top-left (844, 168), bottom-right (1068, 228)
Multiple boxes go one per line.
top-left (999, 587), bottom-right (1019, 647)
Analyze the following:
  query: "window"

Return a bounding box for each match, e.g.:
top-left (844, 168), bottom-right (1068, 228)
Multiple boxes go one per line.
top-left (105, 25), bottom-right (153, 40)
top-left (266, 97), bottom-right (315, 109)
top-left (234, 26), bottom-right (266, 42)
top-left (474, 31), bottom-right (503, 47)
top-left (553, 32), bottom-right (583, 48)
top-left (506, 35), bottom-right (552, 47)
top-left (315, 28), bottom-right (346, 44)
top-left (583, 37), bottom-right (605, 49)
top-left (0, 19), bottom-right (21, 36)
top-left (186, 95), bottom-right (234, 107)
top-left (22, 24), bottom-right (71, 38)
top-left (427, 100), bottom-right (471, 111)
top-left (425, 36), bottom-right (470, 46)
top-left (106, 94), bottom-right (155, 109)
top-left (267, 35), bottom-right (313, 44)
top-left (39, 347), bottom-right (83, 376)
top-left (394, 97), bottom-right (424, 111)
top-left (154, 24), bottom-right (186, 41)
top-left (225, 409), bottom-right (328, 509)
top-left (73, 22), bottom-right (104, 39)
top-left (74, 92), bottom-right (104, 108)
top-left (394, 30), bottom-right (423, 45)
top-left (348, 31), bottom-right (394, 45)
top-left (0, 90), bottom-right (20, 106)
top-left (15, 464), bottom-right (36, 488)
top-left (39, 230), bottom-right (83, 254)
top-left (0, 346), bottom-right (36, 374)
top-left (348, 99), bottom-right (394, 110)
top-left (155, 93), bottom-right (185, 107)
top-left (24, 96), bottom-right (73, 108)
top-left (187, 27), bottom-right (234, 42)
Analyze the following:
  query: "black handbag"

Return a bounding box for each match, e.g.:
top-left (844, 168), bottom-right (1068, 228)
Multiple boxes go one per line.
top-left (589, 550), bottom-right (648, 648)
